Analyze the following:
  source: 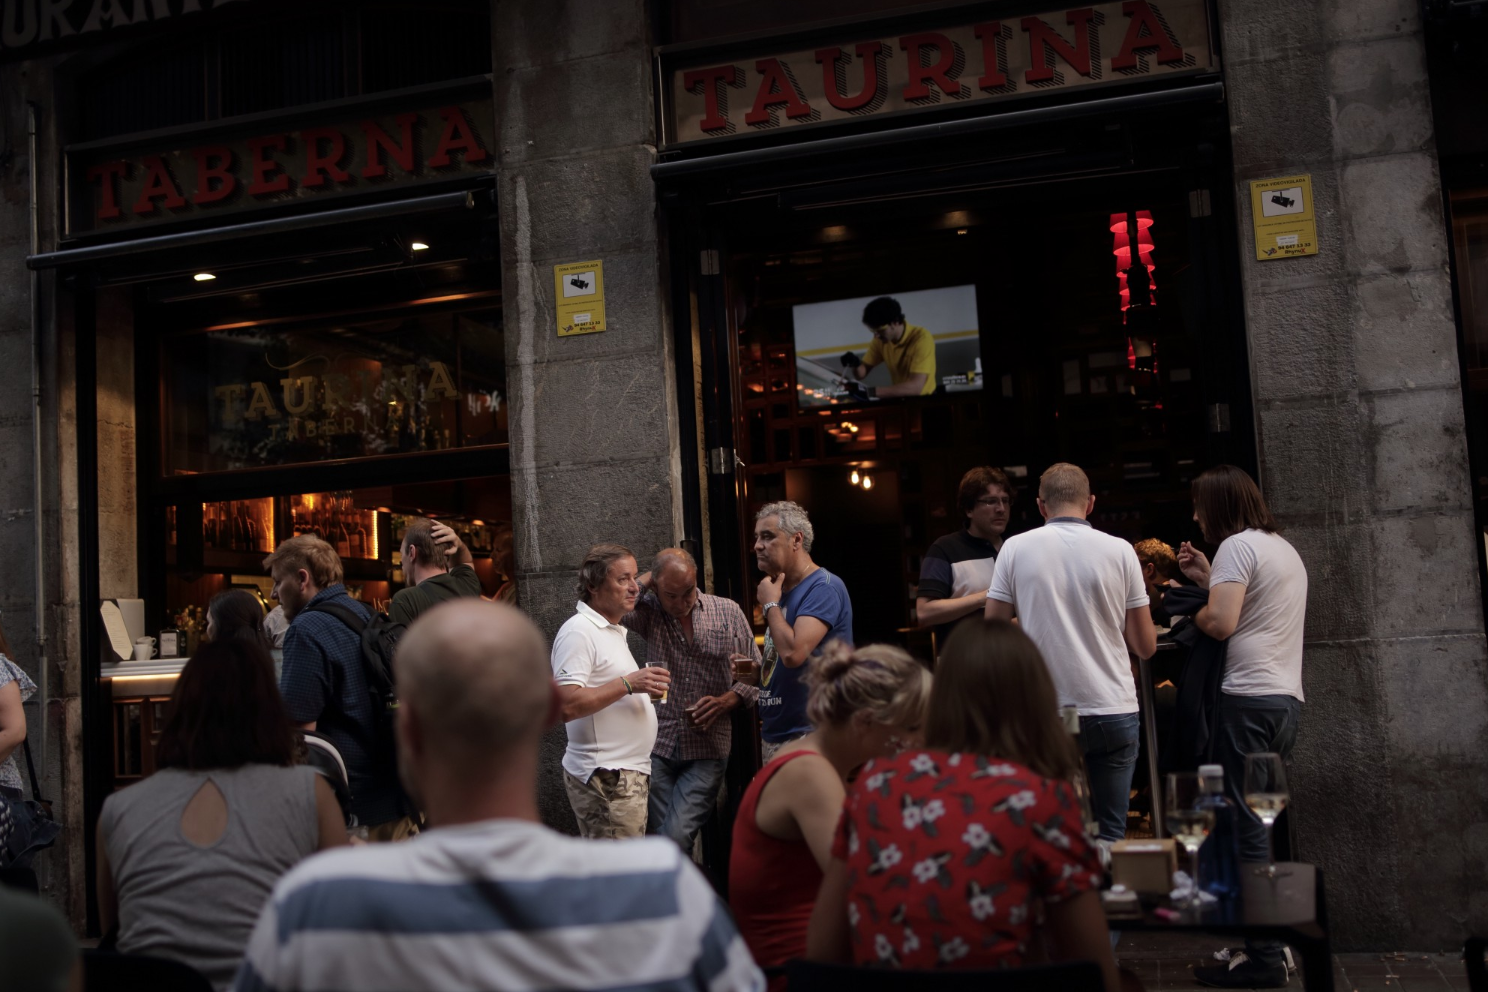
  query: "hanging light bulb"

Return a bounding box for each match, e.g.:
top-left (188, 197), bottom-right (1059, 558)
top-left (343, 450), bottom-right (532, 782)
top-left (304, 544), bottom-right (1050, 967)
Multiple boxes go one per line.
top-left (862, 475), bottom-right (875, 491)
top-left (850, 470), bottom-right (860, 486)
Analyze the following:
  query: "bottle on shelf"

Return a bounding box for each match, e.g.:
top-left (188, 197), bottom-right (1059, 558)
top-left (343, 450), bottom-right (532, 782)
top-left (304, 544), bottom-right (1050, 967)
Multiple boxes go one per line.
top-left (335, 502), bottom-right (352, 559)
top-left (350, 511), bottom-right (368, 559)
top-left (231, 502), bottom-right (246, 551)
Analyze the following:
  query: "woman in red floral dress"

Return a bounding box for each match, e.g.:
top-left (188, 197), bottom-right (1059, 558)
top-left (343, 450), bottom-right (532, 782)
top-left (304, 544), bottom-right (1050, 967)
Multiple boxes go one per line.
top-left (807, 619), bottom-right (1121, 992)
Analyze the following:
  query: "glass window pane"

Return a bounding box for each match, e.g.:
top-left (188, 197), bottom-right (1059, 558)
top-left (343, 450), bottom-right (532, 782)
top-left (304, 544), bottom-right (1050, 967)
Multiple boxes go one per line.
top-left (162, 307), bottom-right (506, 474)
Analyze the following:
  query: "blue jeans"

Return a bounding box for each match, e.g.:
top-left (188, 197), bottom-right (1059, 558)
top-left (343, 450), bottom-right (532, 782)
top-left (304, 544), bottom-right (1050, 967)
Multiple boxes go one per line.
top-left (647, 755), bottom-right (726, 854)
top-left (1212, 692), bottom-right (1302, 971)
top-left (1080, 712), bottom-right (1140, 843)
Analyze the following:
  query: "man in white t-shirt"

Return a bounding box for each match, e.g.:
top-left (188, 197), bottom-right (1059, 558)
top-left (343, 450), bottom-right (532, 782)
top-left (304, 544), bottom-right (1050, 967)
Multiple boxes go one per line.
top-left (235, 599), bottom-right (762, 992)
top-left (551, 544), bottom-right (671, 839)
top-left (985, 463), bottom-right (1156, 843)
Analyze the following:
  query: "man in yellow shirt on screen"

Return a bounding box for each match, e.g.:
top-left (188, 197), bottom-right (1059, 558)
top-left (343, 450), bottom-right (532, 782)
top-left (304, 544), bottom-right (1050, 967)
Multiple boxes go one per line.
top-left (839, 296), bottom-right (938, 398)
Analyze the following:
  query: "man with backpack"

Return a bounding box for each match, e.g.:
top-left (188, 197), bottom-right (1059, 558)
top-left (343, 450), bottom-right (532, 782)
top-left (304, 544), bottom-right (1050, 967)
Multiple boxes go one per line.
top-left (266, 535), bottom-right (415, 841)
top-left (388, 519), bottom-right (482, 626)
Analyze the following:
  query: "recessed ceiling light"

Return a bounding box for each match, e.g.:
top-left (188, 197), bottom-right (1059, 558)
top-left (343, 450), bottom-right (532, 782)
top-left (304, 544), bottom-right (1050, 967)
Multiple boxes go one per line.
top-left (193, 272), bottom-right (216, 281)
top-left (410, 241), bottom-right (430, 251)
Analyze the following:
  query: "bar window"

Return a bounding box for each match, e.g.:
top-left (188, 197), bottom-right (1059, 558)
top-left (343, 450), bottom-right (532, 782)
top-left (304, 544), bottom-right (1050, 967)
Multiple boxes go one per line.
top-left (162, 307), bottom-right (506, 474)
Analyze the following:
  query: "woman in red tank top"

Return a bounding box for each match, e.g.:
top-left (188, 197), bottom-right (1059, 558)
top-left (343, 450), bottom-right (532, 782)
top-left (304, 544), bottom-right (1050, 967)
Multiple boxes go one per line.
top-left (729, 641), bottom-right (931, 987)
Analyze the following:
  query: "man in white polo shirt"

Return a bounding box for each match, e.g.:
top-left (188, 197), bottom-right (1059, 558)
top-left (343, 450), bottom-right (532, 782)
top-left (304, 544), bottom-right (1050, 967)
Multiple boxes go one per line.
top-left (552, 543), bottom-right (671, 838)
top-left (985, 463), bottom-right (1156, 844)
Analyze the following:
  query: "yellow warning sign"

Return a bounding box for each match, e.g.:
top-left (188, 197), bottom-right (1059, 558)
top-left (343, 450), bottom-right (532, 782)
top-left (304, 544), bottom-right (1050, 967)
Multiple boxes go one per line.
top-left (1249, 175), bottom-right (1318, 261)
top-left (554, 260), bottom-right (606, 337)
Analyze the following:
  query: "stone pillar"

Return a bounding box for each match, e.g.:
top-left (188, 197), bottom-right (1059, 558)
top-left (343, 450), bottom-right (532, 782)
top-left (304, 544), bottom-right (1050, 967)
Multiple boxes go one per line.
top-left (0, 59), bottom-right (86, 925)
top-left (1220, 0), bottom-right (1488, 946)
top-left (491, 0), bottom-right (683, 830)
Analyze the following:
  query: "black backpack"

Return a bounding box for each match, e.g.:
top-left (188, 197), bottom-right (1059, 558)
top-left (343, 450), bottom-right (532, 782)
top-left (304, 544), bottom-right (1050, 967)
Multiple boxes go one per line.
top-left (304, 600), bottom-right (406, 764)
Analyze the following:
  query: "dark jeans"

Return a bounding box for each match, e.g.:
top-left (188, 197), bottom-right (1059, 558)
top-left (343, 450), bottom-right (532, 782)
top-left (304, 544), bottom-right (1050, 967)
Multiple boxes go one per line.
top-left (647, 755), bottom-right (726, 855)
top-left (1212, 691), bottom-right (1302, 970)
top-left (1080, 712), bottom-right (1141, 842)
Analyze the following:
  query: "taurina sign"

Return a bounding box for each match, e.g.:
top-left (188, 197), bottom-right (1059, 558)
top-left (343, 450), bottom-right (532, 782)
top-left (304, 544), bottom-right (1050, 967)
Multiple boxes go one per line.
top-left (71, 99), bottom-right (494, 233)
top-left (663, 0), bottom-right (1214, 146)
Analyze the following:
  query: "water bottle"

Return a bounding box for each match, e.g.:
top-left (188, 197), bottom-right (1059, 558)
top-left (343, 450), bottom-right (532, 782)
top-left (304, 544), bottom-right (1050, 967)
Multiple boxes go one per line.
top-left (1196, 763), bottom-right (1240, 901)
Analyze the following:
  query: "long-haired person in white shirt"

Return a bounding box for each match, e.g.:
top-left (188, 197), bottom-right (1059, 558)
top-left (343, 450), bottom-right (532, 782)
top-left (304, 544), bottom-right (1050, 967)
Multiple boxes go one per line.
top-left (1178, 464), bottom-right (1308, 990)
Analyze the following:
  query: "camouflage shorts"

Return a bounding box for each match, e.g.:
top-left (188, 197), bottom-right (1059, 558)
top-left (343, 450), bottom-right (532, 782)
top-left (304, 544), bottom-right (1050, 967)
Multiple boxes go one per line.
top-left (563, 768), bottom-right (650, 839)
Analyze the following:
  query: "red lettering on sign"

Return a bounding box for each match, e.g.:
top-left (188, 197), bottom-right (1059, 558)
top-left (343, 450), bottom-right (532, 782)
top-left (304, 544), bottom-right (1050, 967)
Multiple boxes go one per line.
top-left (427, 106), bottom-right (489, 168)
top-left (1022, 8), bottom-right (1096, 82)
top-left (300, 128), bottom-right (350, 188)
top-left (87, 161), bottom-right (127, 221)
top-left (246, 135), bottom-right (291, 195)
top-left (973, 23), bottom-right (1008, 89)
top-left (191, 146), bottom-right (236, 205)
top-left (131, 155), bottom-right (187, 215)
top-left (815, 42), bottom-right (884, 111)
top-left (683, 65), bottom-right (738, 132)
top-left (744, 58), bottom-right (813, 126)
top-left (1112, 0), bottom-right (1185, 69)
top-left (361, 113), bottom-right (418, 178)
top-left (900, 33), bottom-right (962, 99)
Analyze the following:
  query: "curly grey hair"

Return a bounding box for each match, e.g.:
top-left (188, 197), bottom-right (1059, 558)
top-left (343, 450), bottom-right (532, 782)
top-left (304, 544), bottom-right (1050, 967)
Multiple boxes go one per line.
top-left (755, 500), bottom-right (814, 552)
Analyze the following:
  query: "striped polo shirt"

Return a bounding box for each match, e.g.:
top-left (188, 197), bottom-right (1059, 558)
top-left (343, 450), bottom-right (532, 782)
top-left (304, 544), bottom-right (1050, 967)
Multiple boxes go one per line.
top-left (234, 819), bottom-right (764, 992)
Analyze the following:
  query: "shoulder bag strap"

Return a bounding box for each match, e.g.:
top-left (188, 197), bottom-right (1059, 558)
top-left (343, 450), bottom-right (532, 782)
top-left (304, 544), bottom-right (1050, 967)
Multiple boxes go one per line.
top-left (305, 600), bottom-right (369, 634)
top-left (22, 737), bottom-right (45, 802)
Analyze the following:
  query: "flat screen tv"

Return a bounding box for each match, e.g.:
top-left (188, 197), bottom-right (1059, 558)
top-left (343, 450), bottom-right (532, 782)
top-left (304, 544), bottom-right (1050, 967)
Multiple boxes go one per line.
top-left (791, 285), bottom-right (982, 408)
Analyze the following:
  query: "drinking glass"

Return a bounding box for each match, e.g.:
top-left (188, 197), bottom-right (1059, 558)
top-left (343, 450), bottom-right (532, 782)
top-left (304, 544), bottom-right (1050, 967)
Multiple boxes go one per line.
top-left (1243, 752), bottom-right (1291, 878)
top-left (644, 660), bottom-right (668, 704)
top-left (1165, 772), bottom-right (1214, 910)
top-left (729, 653), bottom-right (758, 686)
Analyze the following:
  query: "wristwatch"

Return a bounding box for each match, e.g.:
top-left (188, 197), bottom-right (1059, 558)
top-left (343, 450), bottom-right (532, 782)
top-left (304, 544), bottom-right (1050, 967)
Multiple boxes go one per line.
top-left (761, 601), bottom-right (780, 615)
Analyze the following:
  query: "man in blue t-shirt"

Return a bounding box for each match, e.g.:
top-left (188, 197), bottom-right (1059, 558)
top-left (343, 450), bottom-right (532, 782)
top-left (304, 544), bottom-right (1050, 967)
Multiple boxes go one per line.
top-left (752, 500), bottom-right (854, 762)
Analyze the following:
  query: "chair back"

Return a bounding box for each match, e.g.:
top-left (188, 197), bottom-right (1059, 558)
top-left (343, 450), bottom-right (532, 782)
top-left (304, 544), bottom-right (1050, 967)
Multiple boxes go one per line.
top-left (83, 950), bottom-right (214, 992)
top-left (786, 958), bottom-right (1105, 991)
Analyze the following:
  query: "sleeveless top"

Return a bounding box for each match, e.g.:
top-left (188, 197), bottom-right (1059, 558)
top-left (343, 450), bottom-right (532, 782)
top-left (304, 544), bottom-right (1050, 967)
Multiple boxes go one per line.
top-left (99, 764), bottom-right (320, 991)
top-left (0, 656), bottom-right (36, 792)
top-left (728, 751), bottom-right (828, 986)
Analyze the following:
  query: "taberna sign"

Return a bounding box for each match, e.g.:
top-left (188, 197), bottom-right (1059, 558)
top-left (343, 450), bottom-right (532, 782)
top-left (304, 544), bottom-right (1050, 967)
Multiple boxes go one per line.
top-left (69, 99), bottom-right (494, 234)
top-left (0, 0), bottom-right (259, 62)
top-left (661, 0), bottom-right (1215, 148)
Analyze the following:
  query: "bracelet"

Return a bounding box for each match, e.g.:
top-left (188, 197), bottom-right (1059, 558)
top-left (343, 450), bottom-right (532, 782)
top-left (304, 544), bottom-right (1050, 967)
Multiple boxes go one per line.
top-left (621, 676), bottom-right (634, 695)
top-left (761, 601), bottom-right (780, 616)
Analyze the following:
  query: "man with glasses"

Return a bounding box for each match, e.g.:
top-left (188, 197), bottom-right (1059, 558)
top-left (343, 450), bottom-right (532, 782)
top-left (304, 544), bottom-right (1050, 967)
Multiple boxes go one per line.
top-left (839, 296), bottom-right (938, 398)
top-left (916, 466), bottom-right (1013, 645)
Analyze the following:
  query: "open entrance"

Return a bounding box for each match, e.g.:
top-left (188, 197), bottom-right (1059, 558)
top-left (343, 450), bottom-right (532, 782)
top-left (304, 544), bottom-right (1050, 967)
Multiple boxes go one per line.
top-left (670, 107), bottom-right (1256, 648)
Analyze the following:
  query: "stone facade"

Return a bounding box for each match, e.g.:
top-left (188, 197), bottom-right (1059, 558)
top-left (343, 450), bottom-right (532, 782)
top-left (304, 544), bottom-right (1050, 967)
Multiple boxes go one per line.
top-left (1219, 0), bottom-right (1488, 947)
top-left (0, 0), bottom-right (1482, 950)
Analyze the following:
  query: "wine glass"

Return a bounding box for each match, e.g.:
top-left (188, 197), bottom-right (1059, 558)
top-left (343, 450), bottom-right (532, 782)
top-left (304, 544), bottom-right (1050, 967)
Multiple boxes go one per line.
top-left (1165, 772), bottom-right (1214, 910)
top-left (1243, 752), bottom-right (1291, 878)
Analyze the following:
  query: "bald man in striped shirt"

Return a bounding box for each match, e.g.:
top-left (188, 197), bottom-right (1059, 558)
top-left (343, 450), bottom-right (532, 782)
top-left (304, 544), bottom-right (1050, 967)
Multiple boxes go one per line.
top-left (235, 599), bottom-right (763, 992)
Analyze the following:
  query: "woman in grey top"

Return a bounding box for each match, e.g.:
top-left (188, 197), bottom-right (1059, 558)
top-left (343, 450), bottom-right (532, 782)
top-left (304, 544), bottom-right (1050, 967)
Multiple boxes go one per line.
top-left (97, 638), bottom-right (346, 991)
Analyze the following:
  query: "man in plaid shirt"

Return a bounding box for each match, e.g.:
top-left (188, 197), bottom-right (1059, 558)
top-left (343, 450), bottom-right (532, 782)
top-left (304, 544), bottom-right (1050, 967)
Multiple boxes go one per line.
top-left (624, 548), bottom-right (761, 853)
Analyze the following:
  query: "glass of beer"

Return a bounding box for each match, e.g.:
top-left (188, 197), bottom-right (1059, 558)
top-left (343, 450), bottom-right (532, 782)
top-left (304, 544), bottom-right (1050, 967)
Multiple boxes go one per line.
top-left (644, 660), bottom-right (667, 703)
top-left (730, 653), bottom-right (757, 685)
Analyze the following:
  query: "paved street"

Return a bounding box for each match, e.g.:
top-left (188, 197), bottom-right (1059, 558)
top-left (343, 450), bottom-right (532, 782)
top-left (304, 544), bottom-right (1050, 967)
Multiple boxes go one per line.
top-left (1119, 933), bottom-right (1476, 991)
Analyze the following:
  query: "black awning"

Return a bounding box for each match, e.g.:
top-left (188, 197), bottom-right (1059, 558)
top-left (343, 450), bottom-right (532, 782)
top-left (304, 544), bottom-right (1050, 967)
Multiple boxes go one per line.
top-left (27, 189), bottom-right (483, 271)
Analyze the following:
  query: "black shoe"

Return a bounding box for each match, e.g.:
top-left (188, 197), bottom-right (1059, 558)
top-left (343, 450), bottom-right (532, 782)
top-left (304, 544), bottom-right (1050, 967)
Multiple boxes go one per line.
top-left (1194, 953), bottom-right (1289, 988)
